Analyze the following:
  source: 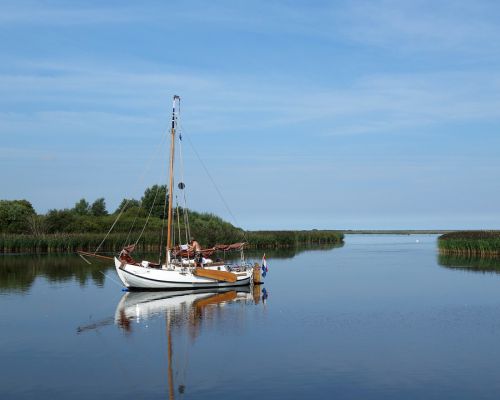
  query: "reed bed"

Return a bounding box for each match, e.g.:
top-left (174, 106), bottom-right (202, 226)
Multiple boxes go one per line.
top-left (0, 233), bottom-right (163, 254)
top-left (438, 231), bottom-right (500, 257)
top-left (0, 230), bottom-right (344, 254)
top-left (245, 230), bottom-right (344, 248)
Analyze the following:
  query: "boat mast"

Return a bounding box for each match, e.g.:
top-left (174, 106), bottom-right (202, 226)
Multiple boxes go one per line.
top-left (166, 95), bottom-right (180, 262)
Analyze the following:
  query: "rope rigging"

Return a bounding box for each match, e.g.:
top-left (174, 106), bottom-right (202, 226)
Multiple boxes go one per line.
top-left (180, 123), bottom-right (248, 245)
top-left (93, 128), bottom-right (167, 254)
top-left (94, 96), bottom-right (247, 258)
top-left (134, 181), bottom-right (162, 248)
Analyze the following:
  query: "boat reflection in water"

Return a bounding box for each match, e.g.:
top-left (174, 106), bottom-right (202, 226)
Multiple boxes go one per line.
top-left (113, 286), bottom-right (267, 399)
top-left (114, 286), bottom-right (266, 333)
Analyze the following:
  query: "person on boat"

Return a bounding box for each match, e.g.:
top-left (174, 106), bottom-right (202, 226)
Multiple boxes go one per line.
top-left (119, 245), bottom-right (136, 265)
top-left (189, 237), bottom-right (203, 267)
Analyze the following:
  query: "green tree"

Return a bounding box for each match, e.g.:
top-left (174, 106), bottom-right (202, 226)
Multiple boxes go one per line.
top-left (45, 209), bottom-right (76, 233)
top-left (141, 185), bottom-right (168, 219)
top-left (90, 198), bottom-right (108, 216)
top-left (0, 200), bottom-right (36, 233)
top-left (114, 198), bottom-right (141, 214)
top-left (73, 199), bottom-right (90, 215)
top-left (26, 214), bottom-right (46, 235)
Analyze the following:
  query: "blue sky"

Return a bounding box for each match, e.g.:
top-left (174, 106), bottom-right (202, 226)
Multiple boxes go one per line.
top-left (1, 0), bottom-right (499, 230)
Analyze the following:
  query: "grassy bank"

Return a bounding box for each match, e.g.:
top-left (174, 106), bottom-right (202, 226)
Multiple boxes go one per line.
top-left (246, 230), bottom-right (343, 248)
top-left (438, 231), bottom-right (500, 257)
top-left (0, 230), bottom-right (344, 254)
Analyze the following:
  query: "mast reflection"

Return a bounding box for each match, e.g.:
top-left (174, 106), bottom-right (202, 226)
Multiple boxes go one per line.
top-left (113, 286), bottom-right (267, 399)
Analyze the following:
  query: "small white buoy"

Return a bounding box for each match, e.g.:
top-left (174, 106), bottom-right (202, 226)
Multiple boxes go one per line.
top-left (416, 239), bottom-right (420, 243)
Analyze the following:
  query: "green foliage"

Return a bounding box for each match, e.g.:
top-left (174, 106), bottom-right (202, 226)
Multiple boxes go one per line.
top-left (187, 211), bottom-right (242, 247)
top-left (115, 198), bottom-right (141, 214)
top-left (438, 231), bottom-right (500, 256)
top-left (122, 206), bottom-right (147, 218)
top-left (25, 214), bottom-right (46, 236)
top-left (0, 232), bottom-right (164, 253)
top-left (0, 230), bottom-right (344, 254)
top-left (73, 199), bottom-right (90, 215)
top-left (90, 198), bottom-right (108, 216)
top-left (141, 185), bottom-right (167, 219)
top-left (0, 190), bottom-right (345, 253)
top-left (0, 200), bottom-right (36, 234)
top-left (45, 209), bottom-right (77, 233)
top-left (246, 230), bottom-right (344, 248)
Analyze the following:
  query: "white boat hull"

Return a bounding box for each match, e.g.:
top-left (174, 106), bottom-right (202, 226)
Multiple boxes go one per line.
top-left (114, 257), bottom-right (252, 290)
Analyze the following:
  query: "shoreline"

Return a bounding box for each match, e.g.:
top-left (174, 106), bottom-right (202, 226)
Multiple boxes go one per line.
top-left (438, 231), bottom-right (500, 258)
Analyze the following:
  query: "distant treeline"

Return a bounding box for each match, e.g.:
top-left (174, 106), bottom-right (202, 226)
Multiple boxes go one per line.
top-left (0, 188), bottom-right (343, 254)
top-left (438, 231), bottom-right (500, 257)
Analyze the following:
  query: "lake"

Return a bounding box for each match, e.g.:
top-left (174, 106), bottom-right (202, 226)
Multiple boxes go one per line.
top-left (2, 234), bottom-right (500, 399)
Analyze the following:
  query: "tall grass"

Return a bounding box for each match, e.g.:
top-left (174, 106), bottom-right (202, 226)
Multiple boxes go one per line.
top-left (245, 230), bottom-right (344, 248)
top-left (0, 230), bottom-right (344, 254)
top-left (0, 232), bottom-right (163, 254)
top-left (438, 231), bottom-right (500, 257)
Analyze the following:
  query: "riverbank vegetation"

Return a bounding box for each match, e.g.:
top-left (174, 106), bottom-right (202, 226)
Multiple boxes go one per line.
top-left (438, 231), bottom-right (500, 257)
top-left (0, 189), bottom-right (343, 254)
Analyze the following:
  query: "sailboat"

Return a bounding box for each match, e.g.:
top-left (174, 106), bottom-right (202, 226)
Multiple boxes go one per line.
top-left (79, 95), bottom-right (256, 290)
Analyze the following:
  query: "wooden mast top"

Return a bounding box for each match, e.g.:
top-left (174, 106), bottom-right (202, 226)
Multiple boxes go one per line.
top-left (166, 95), bottom-right (180, 261)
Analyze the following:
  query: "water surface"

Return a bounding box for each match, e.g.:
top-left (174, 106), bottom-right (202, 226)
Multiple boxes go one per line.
top-left (2, 235), bottom-right (500, 399)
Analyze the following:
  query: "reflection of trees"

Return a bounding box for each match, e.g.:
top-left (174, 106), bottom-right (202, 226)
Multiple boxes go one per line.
top-left (438, 254), bottom-right (500, 274)
top-left (0, 255), bottom-right (112, 294)
top-left (0, 243), bottom-right (344, 294)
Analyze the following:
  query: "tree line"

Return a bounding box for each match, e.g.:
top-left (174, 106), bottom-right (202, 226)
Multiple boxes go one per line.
top-left (0, 185), bottom-right (344, 252)
top-left (0, 185), bottom-right (247, 248)
top-left (0, 185), bottom-right (170, 235)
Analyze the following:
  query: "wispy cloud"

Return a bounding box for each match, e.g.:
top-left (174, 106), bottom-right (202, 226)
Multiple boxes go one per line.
top-left (2, 1), bottom-right (500, 226)
top-left (2, 60), bottom-right (500, 141)
top-left (3, 0), bottom-right (500, 57)
top-left (341, 0), bottom-right (500, 54)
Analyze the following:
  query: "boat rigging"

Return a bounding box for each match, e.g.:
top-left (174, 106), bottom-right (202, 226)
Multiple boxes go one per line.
top-left (79, 95), bottom-right (260, 290)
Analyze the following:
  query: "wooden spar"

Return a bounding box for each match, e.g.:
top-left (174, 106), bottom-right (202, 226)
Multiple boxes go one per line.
top-left (193, 268), bottom-right (238, 283)
top-left (166, 95), bottom-right (180, 263)
top-left (76, 250), bottom-right (114, 261)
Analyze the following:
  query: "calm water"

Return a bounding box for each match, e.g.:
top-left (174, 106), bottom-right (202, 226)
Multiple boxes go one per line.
top-left (2, 235), bottom-right (500, 399)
